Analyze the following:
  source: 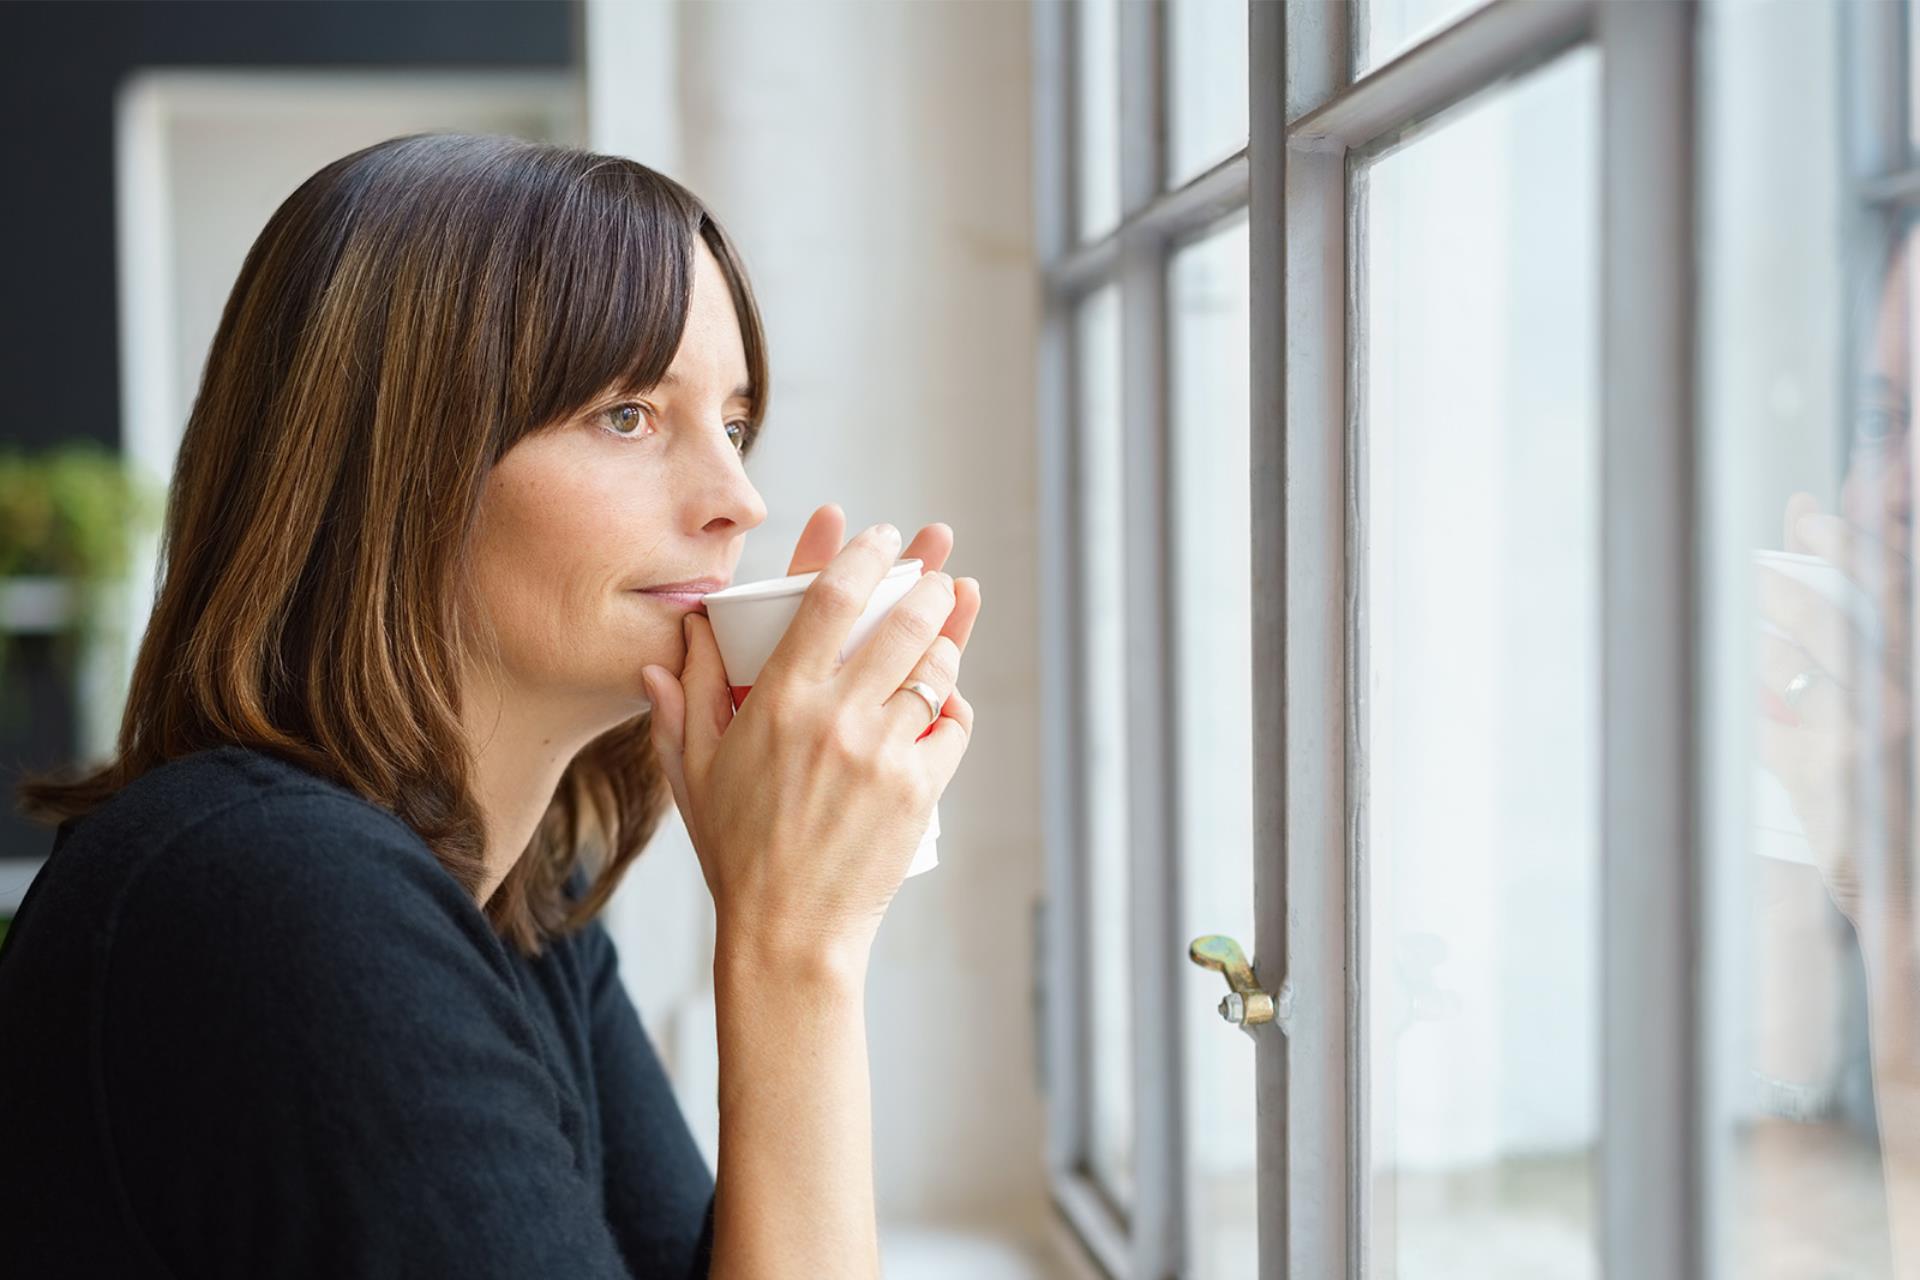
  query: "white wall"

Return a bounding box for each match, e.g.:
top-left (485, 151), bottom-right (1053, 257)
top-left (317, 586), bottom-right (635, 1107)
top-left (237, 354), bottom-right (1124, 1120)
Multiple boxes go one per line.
top-left (587, 0), bottom-right (1051, 1241)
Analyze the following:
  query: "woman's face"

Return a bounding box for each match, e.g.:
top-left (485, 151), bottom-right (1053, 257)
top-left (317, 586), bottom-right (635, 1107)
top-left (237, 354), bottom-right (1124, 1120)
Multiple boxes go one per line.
top-left (1848, 231), bottom-right (1917, 539)
top-left (459, 239), bottom-right (768, 727)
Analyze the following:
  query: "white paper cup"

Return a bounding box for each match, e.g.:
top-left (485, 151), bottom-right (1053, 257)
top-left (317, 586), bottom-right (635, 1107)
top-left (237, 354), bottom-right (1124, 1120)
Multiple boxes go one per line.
top-left (1753, 548), bottom-right (1881, 650)
top-left (1752, 548), bottom-right (1884, 865)
top-left (700, 556), bottom-right (941, 877)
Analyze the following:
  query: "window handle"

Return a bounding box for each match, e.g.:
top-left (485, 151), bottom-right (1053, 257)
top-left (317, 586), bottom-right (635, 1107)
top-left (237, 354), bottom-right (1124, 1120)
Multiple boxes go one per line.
top-left (1188, 934), bottom-right (1291, 1035)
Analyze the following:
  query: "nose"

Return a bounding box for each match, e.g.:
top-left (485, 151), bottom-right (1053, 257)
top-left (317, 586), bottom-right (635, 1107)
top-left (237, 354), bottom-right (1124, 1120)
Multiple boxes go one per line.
top-left (688, 421), bottom-right (768, 536)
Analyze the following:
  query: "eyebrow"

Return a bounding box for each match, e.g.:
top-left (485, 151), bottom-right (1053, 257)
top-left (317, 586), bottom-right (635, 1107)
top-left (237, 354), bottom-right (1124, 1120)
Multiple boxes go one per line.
top-left (653, 369), bottom-right (754, 401)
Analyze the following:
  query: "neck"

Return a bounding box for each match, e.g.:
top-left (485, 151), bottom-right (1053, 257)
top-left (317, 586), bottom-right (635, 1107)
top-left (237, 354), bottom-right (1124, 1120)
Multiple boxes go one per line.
top-left (458, 678), bottom-right (602, 908)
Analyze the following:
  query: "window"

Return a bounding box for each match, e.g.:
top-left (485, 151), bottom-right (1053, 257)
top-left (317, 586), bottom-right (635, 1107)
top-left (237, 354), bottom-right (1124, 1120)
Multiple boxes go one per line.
top-left (1701, 1), bottom-right (1918, 1274)
top-left (1038, 0), bottom-right (1920, 1276)
top-left (1034, 3), bottom-right (1253, 1275)
top-left (1076, 282), bottom-right (1135, 1213)
top-left (1170, 211), bottom-right (1255, 1279)
top-left (1362, 47), bottom-right (1601, 1276)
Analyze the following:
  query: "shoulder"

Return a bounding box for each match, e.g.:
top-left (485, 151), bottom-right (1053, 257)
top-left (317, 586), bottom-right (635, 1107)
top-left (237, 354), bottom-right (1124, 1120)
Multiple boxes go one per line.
top-left (91, 742), bottom-right (433, 861)
top-left (62, 744), bottom-right (510, 996)
top-left (74, 743), bottom-right (459, 899)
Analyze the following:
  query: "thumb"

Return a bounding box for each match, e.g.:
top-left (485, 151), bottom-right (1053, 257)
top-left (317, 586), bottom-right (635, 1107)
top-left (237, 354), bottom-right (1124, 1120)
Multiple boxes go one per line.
top-left (680, 612), bottom-right (735, 778)
top-left (641, 664), bottom-right (693, 820)
top-left (1785, 490), bottom-right (1823, 554)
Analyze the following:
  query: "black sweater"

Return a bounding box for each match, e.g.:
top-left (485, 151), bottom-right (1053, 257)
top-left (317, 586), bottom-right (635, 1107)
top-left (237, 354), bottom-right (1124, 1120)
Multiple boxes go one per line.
top-left (0, 743), bottom-right (716, 1278)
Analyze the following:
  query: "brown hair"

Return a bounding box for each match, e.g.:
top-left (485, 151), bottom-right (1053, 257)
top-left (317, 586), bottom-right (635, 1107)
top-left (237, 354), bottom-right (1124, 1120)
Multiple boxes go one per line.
top-left (16, 132), bottom-right (770, 956)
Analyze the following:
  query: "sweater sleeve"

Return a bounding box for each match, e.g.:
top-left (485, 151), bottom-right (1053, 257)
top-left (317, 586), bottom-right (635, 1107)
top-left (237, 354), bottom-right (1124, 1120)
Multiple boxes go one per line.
top-left (575, 916), bottom-right (717, 1279)
top-left (93, 788), bottom-right (642, 1280)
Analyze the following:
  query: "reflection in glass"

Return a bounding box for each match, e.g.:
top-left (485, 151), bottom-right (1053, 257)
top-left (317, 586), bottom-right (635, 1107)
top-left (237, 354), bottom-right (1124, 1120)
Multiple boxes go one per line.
top-left (1167, 0), bottom-right (1249, 185)
top-left (1077, 284), bottom-right (1134, 1211)
top-left (1363, 48), bottom-right (1600, 1278)
top-left (1171, 213), bottom-right (1255, 1280)
top-left (1075, 0), bottom-right (1121, 243)
top-left (1705, 1), bottom-right (1910, 1274)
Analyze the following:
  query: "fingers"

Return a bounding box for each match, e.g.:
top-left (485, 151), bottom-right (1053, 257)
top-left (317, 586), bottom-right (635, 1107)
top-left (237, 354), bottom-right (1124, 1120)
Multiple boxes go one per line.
top-left (916, 687), bottom-right (974, 787)
top-left (640, 664), bottom-right (694, 819)
top-left (839, 566), bottom-right (955, 699)
top-left (875, 577), bottom-right (979, 739)
top-left (1794, 509), bottom-right (1913, 658)
top-left (881, 633), bottom-right (963, 741)
top-left (1757, 564), bottom-right (1867, 687)
top-left (679, 612), bottom-right (737, 780)
top-left (1795, 510), bottom-right (1911, 586)
top-left (784, 503), bottom-right (847, 577)
top-left (901, 522), bottom-right (954, 576)
top-left (1756, 628), bottom-right (1850, 731)
top-left (1784, 490), bottom-right (1822, 554)
top-left (942, 575), bottom-right (981, 652)
top-left (783, 505), bottom-right (953, 579)
top-left (763, 523), bottom-right (905, 683)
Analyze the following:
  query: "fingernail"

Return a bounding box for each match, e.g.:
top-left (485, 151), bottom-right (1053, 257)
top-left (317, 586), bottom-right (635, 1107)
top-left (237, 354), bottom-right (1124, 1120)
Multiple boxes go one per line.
top-left (875, 522), bottom-right (900, 548)
top-left (1795, 515), bottom-right (1819, 544)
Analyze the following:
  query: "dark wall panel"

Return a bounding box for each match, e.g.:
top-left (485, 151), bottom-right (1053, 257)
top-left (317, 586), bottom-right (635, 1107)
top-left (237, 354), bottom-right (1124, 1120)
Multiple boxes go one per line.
top-left (0, 0), bottom-right (580, 860)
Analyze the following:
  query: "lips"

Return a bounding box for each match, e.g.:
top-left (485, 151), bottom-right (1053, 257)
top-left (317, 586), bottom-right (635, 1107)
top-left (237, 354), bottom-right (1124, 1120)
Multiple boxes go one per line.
top-left (631, 577), bottom-right (727, 615)
top-left (635, 577), bottom-right (730, 594)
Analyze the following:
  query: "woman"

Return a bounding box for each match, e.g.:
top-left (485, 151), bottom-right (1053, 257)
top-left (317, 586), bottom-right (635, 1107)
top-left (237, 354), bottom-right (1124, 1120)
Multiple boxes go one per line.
top-left (0, 132), bottom-right (980, 1279)
top-left (1758, 221), bottom-right (1919, 1271)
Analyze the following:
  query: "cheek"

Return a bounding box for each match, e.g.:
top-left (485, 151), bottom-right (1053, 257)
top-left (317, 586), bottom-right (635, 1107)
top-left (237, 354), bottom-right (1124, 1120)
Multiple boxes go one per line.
top-left (466, 466), bottom-right (686, 682)
top-left (467, 474), bottom-right (621, 661)
top-left (1840, 454), bottom-right (1906, 529)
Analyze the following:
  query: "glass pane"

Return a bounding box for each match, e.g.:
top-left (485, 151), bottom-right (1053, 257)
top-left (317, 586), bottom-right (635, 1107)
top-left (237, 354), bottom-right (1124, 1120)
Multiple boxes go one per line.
top-left (1172, 213), bottom-right (1255, 1279)
top-left (1362, 48), bottom-right (1600, 1278)
top-left (1076, 0), bottom-right (1121, 243)
top-left (1912, 0), bottom-right (1920, 158)
top-left (1703, 1), bottom-right (1910, 1274)
top-left (1077, 283), bottom-right (1134, 1211)
top-left (1360, 0), bottom-right (1491, 76)
top-left (1167, 0), bottom-right (1249, 185)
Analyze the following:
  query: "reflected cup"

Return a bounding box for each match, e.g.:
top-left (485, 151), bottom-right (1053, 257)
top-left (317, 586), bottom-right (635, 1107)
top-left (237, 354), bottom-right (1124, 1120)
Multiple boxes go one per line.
top-left (1751, 547), bottom-right (1884, 866)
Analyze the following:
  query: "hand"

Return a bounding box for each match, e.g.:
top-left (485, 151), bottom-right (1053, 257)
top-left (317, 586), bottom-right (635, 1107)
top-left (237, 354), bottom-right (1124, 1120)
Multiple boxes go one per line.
top-left (640, 504), bottom-right (984, 967)
top-left (1757, 490), bottom-right (1914, 930)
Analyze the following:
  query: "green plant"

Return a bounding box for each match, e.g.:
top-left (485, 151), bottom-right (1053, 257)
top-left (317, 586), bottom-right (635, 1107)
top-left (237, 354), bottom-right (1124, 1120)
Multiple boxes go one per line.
top-left (0, 441), bottom-right (166, 677)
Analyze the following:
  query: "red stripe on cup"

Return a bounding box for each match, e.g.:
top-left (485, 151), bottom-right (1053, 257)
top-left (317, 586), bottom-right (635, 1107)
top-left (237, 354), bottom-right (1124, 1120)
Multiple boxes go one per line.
top-left (916, 693), bottom-right (951, 741)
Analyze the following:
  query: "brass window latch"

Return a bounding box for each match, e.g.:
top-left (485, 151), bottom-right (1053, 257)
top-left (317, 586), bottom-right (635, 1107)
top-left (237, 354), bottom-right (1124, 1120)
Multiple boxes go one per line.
top-left (1188, 934), bottom-right (1292, 1037)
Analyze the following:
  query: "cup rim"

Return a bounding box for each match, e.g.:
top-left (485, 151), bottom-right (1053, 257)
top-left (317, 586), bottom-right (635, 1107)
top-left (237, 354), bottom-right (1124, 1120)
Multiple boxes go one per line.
top-left (1752, 548), bottom-right (1834, 568)
top-left (702, 556), bottom-right (923, 604)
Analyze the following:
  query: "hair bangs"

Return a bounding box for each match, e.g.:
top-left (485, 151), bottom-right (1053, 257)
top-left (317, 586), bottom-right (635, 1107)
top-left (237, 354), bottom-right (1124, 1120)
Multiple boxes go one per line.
top-left (506, 164), bottom-right (702, 451)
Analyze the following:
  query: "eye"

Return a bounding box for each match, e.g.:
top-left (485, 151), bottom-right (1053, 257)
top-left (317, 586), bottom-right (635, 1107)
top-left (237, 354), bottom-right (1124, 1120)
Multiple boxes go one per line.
top-left (1855, 401), bottom-right (1908, 446)
top-left (598, 401), bottom-right (655, 441)
top-left (726, 420), bottom-right (754, 453)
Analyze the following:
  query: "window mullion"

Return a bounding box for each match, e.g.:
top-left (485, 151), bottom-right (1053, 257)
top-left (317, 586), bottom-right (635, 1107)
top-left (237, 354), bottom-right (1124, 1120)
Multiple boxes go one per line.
top-left (1117, 4), bottom-right (1179, 1279)
top-left (1595, 2), bottom-right (1703, 1277)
